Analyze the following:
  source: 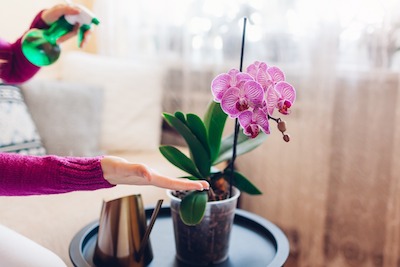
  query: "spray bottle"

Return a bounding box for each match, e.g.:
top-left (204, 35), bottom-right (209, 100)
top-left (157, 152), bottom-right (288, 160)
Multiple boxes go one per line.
top-left (21, 3), bottom-right (99, 66)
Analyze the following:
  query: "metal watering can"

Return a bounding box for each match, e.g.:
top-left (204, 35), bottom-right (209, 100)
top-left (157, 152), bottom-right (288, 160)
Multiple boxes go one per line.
top-left (93, 194), bottom-right (163, 267)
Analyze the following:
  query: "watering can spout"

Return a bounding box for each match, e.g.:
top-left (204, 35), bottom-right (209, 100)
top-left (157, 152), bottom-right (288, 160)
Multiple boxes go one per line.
top-left (93, 194), bottom-right (163, 267)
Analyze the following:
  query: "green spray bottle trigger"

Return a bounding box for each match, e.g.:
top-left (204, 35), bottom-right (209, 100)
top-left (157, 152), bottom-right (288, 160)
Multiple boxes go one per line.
top-left (64, 5), bottom-right (100, 48)
top-left (21, 4), bottom-right (100, 66)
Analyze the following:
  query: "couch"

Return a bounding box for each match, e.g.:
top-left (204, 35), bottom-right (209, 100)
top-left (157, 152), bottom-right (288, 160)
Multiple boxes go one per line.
top-left (0, 52), bottom-right (183, 266)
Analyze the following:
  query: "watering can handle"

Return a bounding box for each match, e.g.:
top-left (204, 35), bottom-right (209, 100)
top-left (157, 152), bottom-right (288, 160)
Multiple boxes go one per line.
top-left (135, 199), bottom-right (164, 261)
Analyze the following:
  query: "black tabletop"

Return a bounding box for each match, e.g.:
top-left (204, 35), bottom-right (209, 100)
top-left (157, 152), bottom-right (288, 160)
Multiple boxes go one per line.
top-left (69, 206), bottom-right (289, 267)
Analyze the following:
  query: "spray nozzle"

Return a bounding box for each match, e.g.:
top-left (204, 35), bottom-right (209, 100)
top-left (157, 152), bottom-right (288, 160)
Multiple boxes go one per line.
top-left (65, 4), bottom-right (100, 47)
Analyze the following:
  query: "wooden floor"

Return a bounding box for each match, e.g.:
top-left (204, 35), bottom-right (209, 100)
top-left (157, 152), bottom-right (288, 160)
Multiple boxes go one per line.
top-left (235, 69), bottom-right (400, 267)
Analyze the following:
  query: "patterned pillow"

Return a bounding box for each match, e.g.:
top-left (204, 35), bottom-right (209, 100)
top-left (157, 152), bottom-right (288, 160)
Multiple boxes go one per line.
top-left (0, 84), bottom-right (46, 155)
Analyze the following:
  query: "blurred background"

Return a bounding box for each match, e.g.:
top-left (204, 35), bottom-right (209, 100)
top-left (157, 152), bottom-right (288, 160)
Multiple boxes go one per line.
top-left (2, 0), bottom-right (400, 266)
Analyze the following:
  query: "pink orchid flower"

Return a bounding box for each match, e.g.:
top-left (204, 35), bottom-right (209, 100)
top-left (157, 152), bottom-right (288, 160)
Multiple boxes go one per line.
top-left (267, 81), bottom-right (296, 115)
top-left (238, 108), bottom-right (270, 138)
top-left (211, 69), bottom-right (253, 102)
top-left (212, 61), bottom-right (296, 139)
top-left (220, 80), bottom-right (264, 118)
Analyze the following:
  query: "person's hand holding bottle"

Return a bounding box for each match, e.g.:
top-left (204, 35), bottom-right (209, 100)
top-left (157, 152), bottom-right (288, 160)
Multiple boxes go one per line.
top-left (41, 4), bottom-right (91, 46)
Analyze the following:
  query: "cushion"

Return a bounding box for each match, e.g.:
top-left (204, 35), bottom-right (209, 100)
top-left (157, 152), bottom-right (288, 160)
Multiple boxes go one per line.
top-left (21, 80), bottom-right (104, 157)
top-left (58, 51), bottom-right (164, 153)
top-left (0, 84), bottom-right (46, 155)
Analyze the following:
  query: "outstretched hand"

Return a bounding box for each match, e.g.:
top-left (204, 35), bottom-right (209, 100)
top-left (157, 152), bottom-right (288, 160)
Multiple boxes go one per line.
top-left (100, 156), bottom-right (210, 191)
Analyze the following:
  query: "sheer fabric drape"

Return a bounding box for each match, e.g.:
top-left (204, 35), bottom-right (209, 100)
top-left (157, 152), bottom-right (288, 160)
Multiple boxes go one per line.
top-left (93, 0), bottom-right (400, 113)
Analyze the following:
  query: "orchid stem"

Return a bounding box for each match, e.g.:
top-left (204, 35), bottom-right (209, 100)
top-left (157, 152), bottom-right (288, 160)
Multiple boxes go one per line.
top-left (229, 119), bottom-right (240, 197)
top-left (268, 115), bottom-right (280, 123)
top-left (230, 17), bottom-right (247, 198)
top-left (239, 17), bottom-right (247, 72)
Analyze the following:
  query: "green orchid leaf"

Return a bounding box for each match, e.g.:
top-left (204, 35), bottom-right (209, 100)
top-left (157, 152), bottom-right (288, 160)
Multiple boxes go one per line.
top-left (203, 101), bottom-right (228, 163)
top-left (180, 191), bottom-right (208, 225)
top-left (159, 146), bottom-right (203, 178)
top-left (226, 170), bottom-right (262, 195)
top-left (174, 111), bottom-right (186, 123)
top-left (179, 176), bottom-right (200, 180)
top-left (186, 113), bottom-right (210, 155)
top-left (219, 126), bottom-right (248, 155)
top-left (215, 131), bottom-right (267, 165)
top-left (163, 113), bottom-right (211, 177)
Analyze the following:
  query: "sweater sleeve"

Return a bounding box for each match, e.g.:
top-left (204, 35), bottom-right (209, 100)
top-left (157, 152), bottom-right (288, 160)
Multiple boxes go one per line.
top-left (0, 10), bottom-right (48, 84)
top-left (0, 153), bottom-right (115, 196)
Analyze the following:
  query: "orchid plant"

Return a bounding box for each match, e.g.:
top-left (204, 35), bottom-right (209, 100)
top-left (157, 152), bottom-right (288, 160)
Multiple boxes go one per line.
top-left (159, 60), bottom-right (296, 225)
top-left (159, 17), bottom-right (295, 226)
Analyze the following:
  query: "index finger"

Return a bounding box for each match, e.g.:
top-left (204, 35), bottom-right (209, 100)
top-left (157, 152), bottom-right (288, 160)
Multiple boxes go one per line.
top-left (150, 171), bottom-right (210, 191)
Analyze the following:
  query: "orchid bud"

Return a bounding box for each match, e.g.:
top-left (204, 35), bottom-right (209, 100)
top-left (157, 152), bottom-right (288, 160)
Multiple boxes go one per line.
top-left (277, 120), bottom-right (287, 133)
top-left (283, 134), bottom-right (290, 142)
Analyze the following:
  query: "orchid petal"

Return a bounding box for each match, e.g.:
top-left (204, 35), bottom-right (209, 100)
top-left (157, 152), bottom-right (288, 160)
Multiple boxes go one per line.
top-left (246, 61), bottom-right (267, 79)
top-left (228, 69), bottom-right (240, 87)
top-left (220, 87), bottom-right (241, 118)
top-left (267, 66), bottom-right (285, 83)
top-left (258, 62), bottom-right (268, 71)
top-left (275, 81), bottom-right (296, 103)
top-left (211, 73), bottom-right (231, 102)
top-left (246, 125), bottom-right (260, 138)
top-left (238, 111), bottom-right (260, 138)
top-left (228, 69), bottom-right (240, 76)
top-left (238, 110), bottom-right (252, 127)
top-left (254, 108), bottom-right (270, 134)
top-left (243, 80), bottom-right (264, 107)
top-left (246, 62), bottom-right (258, 78)
top-left (236, 72), bottom-right (254, 84)
top-left (277, 100), bottom-right (292, 115)
top-left (265, 87), bottom-right (280, 115)
top-left (256, 68), bottom-right (273, 91)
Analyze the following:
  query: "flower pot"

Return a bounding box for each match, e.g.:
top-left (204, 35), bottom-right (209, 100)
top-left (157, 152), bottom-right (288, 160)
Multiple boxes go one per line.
top-left (167, 188), bottom-right (240, 265)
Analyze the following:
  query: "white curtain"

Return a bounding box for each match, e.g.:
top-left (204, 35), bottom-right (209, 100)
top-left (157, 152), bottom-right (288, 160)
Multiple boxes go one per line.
top-left (93, 0), bottom-right (400, 113)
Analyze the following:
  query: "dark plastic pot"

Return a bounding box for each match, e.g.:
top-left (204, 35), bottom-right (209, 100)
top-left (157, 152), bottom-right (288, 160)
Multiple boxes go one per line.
top-left (167, 188), bottom-right (240, 265)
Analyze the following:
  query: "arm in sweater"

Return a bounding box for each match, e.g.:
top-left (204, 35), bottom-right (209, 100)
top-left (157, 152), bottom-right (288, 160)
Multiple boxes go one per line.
top-left (0, 11), bottom-right (47, 84)
top-left (0, 153), bottom-right (114, 196)
top-left (0, 153), bottom-right (210, 196)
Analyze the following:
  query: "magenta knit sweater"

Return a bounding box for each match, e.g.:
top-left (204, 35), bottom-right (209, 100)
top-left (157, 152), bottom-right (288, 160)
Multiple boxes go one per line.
top-left (0, 11), bottom-right (114, 196)
top-left (0, 153), bottom-right (114, 196)
top-left (0, 11), bottom-right (46, 84)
